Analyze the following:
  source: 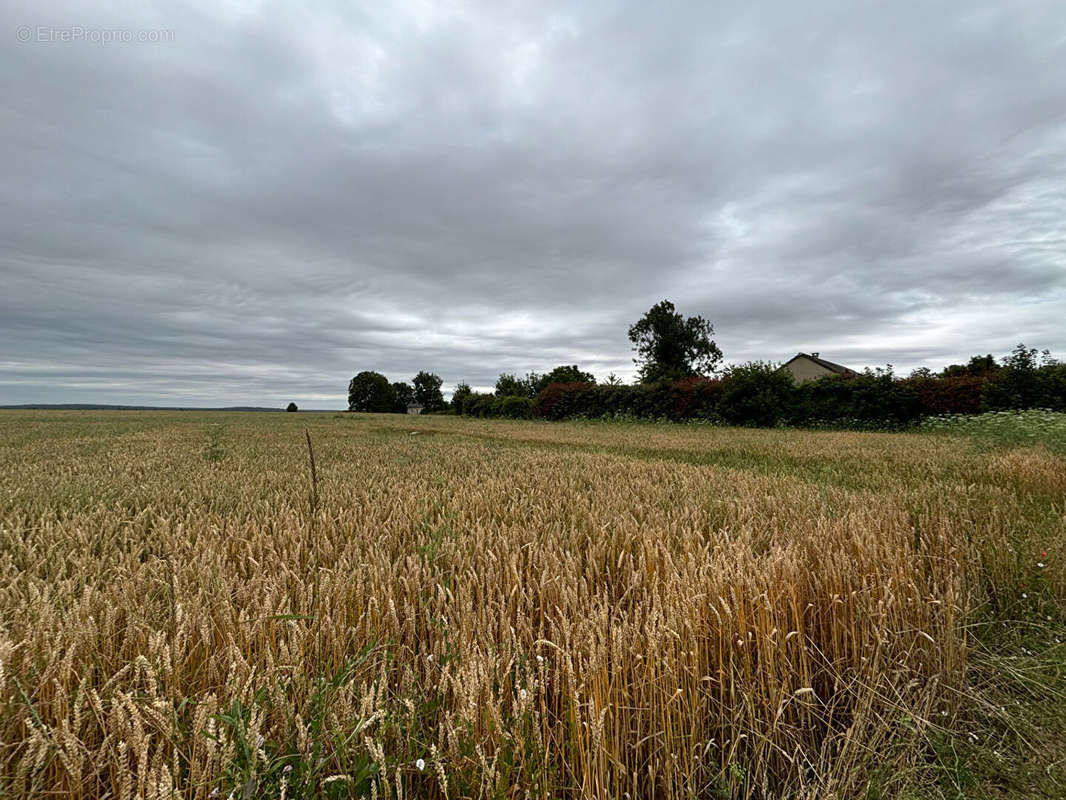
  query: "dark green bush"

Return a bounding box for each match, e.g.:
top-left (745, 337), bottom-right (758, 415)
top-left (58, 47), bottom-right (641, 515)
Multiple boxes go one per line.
top-left (1039, 364), bottom-right (1066, 411)
top-left (532, 372), bottom-right (923, 429)
top-left (467, 393), bottom-right (496, 418)
top-left (494, 395), bottom-right (533, 419)
top-left (791, 373), bottom-right (921, 428)
top-left (982, 347), bottom-right (1066, 411)
top-left (717, 363), bottom-right (794, 426)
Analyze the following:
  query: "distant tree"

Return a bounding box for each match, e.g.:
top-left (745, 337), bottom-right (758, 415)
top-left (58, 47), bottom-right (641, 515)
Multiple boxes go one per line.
top-left (348, 371), bottom-right (397, 412)
top-left (940, 363), bottom-right (968, 378)
top-left (412, 371), bottom-right (445, 412)
top-left (451, 382), bottom-right (473, 414)
top-left (908, 367), bottom-right (933, 379)
top-left (942, 353), bottom-right (999, 377)
top-left (495, 373), bottom-right (526, 397)
top-left (628, 300), bottom-right (722, 383)
top-left (862, 365), bottom-right (895, 379)
top-left (983, 344), bottom-right (1048, 410)
top-left (392, 381), bottom-right (414, 412)
top-left (533, 365), bottom-right (596, 394)
top-left (1004, 344), bottom-right (1043, 372)
top-left (286, 402), bottom-right (298, 412)
top-left (967, 354), bottom-right (1000, 375)
top-left (604, 372), bottom-right (623, 386)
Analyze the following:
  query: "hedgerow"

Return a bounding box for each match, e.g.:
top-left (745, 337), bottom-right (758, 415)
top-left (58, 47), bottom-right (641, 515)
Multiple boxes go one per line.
top-left (522, 362), bottom-right (1066, 428)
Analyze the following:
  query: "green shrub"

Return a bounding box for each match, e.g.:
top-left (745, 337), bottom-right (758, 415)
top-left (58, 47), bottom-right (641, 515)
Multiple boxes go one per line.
top-left (717, 363), bottom-right (794, 426)
top-left (791, 373), bottom-right (921, 428)
top-left (467, 393), bottom-right (496, 418)
top-left (981, 345), bottom-right (1066, 411)
top-left (494, 395), bottom-right (533, 419)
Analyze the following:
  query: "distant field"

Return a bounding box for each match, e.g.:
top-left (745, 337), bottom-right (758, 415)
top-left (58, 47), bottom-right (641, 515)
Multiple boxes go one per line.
top-left (1, 411), bottom-right (1063, 799)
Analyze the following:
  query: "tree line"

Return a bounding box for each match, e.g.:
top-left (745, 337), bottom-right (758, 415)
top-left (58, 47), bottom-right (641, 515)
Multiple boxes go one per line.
top-left (348, 370), bottom-right (447, 413)
top-left (348, 300), bottom-right (1065, 426)
top-left (347, 300), bottom-right (712, 414)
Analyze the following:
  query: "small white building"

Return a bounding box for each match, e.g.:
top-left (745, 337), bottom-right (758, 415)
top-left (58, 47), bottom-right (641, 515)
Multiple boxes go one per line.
top-left (779, 352), bottom-right (858, 383)
top-left (406, 403), bottom-right (423, 415)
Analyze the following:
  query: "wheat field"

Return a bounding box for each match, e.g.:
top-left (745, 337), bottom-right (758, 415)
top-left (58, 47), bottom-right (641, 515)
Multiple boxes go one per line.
top-left (1, 411), bottom-right (1063, 799)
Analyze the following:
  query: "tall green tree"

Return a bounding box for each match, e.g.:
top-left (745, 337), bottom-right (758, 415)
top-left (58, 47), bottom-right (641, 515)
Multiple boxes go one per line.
top-left (627, 300), bottom-right (722, 383)
top-left (348, 371), bottom-right (397, 412)
top-left (495, 373), bottom-right (539, 398)
top-left (983, 344), bottom-right (1051, 410)
top-left (412, 371), bottom-right (445, 412)
top-left (391, 381), bottom-right (414, 412)
top-left (451, 382), bottom-right (473, 414)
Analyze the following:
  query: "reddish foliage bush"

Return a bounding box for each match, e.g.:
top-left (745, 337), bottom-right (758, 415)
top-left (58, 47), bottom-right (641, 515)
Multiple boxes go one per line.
top-left (670, 376), bottom-right (723, 419)
top-left (531, 382), bottom-right (597, 420)
top-left (902, 375), bottom-right (985, 416)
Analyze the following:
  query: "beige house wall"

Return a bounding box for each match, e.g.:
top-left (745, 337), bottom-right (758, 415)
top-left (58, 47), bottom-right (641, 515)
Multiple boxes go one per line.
top-left (782, 357), bottom-right (837, 383)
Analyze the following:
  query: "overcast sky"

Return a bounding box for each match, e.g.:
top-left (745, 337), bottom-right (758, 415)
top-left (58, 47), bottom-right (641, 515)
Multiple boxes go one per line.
top-left (2, 1), bottom-right (1065, 407)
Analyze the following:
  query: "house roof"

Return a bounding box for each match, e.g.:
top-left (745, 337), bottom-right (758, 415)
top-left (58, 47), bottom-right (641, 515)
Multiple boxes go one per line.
top-left (781, 353), bottom-right (858, 376)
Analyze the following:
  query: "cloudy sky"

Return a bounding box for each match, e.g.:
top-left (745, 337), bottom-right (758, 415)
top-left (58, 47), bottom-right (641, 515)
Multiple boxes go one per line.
top-left (2, 1), bottom-right (1065, 407)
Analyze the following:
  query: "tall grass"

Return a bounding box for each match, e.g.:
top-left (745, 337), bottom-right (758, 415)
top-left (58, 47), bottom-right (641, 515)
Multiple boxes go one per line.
top-left (920, 409), bottom-right (1066, 454)
top-left (0, 411), bottom-right (1062, 798)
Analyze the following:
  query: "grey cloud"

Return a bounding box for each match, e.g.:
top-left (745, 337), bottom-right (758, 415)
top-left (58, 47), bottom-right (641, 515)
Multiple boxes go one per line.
top-left (2, 0), bottom-right (1065, 406)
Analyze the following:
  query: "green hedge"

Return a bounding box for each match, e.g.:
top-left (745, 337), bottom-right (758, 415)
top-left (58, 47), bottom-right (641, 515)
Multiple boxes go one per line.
top-left (982, 363), bottom-right (1066, 412)
top-left (522, 363), bottom-right (1066, 428)
top-left (447, 360), bottom-right (1065, 428)
top-left (456, 392), bottom-right (534, 419)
